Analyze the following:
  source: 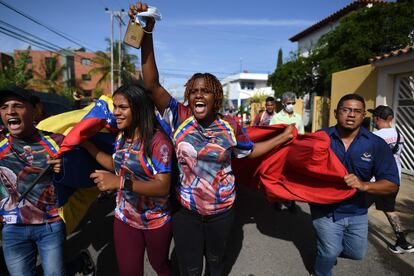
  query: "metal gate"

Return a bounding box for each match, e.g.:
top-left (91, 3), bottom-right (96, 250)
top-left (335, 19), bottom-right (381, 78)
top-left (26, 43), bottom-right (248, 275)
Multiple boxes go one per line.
top-left (395, 74), bottom-right (414, 175)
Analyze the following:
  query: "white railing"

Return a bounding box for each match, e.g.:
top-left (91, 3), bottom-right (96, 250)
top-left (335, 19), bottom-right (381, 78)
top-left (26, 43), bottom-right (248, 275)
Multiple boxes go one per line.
top-left (395, 74), bottom-right (414, 175)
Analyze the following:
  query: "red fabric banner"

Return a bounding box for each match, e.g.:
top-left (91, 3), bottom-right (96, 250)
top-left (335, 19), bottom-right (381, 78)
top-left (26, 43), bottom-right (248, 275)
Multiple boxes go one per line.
top-left (232, 125), bottom-right (356, 204)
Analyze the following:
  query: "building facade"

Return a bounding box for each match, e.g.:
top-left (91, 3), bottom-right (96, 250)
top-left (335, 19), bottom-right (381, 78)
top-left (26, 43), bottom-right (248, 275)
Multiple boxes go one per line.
top-left (289, 0), bottom-right (382, 57)
top-left (221, 72), bottom-right (274, 111)
top-left (12, 48), bottom-right (113, 98)
top-left (288, 0), bottom-right (383, 130)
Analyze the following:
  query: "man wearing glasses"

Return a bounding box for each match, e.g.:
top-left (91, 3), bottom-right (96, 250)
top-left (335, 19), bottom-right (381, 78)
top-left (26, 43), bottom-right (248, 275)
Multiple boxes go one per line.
top-left (310, 94), bottom-right (399, 276)
top-left (270, 91), bottom-right (304, 134)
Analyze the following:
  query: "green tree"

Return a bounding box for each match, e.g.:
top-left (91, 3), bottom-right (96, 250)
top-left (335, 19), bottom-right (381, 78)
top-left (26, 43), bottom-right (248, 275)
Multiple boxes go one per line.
top-left (248, 91), bottom-right (268, 104)
top-left (312, 1), bottom-right (414, 92)
top-left (29, 55), bottom-right (66, 93)
top-left (0, 47), bottom-right (33, 89)
top-left (14, 48), bottom-right (33, 88)
top-left (268, 1), bottom-right (414, 96)
top-left (268, 51), bottom-right (318, 98)
top-left (277, 48), bottom-right (283, 69)
top-left (0, 59), bottom-right (15, 88)
top-left (89, 38), bottom-right (138, 88)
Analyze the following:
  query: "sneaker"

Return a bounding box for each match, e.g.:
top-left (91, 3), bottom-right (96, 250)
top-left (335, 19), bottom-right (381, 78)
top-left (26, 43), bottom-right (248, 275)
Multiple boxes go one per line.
top-left (388, 241), bottom-right (414, 254)
top-left (79, 249), bottom-right (96, 276)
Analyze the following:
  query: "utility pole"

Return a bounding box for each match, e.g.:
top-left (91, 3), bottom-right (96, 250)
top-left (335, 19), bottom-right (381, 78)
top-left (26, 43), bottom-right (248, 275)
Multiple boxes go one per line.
top-left (105, 8), bottom-right (126, 94)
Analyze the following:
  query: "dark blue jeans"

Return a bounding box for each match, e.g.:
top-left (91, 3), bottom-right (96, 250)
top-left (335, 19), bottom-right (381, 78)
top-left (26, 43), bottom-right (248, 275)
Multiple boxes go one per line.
top-left (312, 214), bottom-right (368, 276)
top-left (2, 220), bottom-right (66, 276)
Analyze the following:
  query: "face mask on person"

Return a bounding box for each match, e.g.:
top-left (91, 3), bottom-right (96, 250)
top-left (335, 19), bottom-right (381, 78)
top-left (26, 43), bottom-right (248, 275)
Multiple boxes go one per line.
top-left (284, 104), bottom-right (294, 113)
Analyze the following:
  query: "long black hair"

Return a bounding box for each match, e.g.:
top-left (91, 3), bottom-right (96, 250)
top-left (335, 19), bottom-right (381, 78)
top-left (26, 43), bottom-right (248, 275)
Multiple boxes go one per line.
top-left (113, 83), bottom-right (157, 158)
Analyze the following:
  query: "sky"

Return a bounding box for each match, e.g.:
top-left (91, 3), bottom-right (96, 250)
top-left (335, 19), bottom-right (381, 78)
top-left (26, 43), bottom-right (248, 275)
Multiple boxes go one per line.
top-left (0, 0), bottom-right (354, 97)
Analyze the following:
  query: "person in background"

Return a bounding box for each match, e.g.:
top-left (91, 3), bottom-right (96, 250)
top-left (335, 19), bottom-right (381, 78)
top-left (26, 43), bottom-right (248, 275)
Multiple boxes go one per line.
top-left (270, 91), bottom-right (304, 134)
top-left (130, 3), bottom-right (294, 275)
top-left (368, 105), bottom-right (414, 254)
top-left (82, 84), bottom-right (173, 276)
top-left (252, 96), bottom-right (276, 126)
top-left (310, 94), bottom-right (399, 276)
top-left (270, 92), bottom-right (304, 212)
top-left (73, 91), bottom-right (85, 110)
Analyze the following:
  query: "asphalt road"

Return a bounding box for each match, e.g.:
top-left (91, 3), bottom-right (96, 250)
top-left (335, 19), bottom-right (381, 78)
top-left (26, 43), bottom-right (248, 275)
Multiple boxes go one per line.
top-left (0, 184), bottom-right (404, 276)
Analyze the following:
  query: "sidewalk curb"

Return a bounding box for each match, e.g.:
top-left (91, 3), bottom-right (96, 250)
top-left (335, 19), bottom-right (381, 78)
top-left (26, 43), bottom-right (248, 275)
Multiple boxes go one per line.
top-left (369, 215), bottom-right (414, 275)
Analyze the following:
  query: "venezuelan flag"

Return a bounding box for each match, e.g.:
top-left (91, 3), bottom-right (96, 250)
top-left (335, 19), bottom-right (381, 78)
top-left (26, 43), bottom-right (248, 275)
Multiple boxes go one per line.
top-left (38, 95), bottom-right (117, 234)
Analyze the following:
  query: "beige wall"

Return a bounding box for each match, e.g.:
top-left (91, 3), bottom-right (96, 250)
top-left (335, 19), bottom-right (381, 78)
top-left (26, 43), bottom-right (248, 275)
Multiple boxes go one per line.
top-left (330, 64), bottom-right (377, 126)
top-left (250, 102), bottom-right (264, 122)
top-left (294, 99), bottom-right (304, 115)
top-left (312, 96), bottom-right (330, 132)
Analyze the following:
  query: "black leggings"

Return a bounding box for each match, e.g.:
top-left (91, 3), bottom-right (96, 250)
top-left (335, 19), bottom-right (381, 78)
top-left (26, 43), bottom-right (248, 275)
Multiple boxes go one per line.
top-left (172, 207), bottom-right (235, 276)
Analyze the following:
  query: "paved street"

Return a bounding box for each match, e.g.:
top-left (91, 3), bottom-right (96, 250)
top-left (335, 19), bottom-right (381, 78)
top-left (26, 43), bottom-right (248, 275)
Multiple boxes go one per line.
top-left (58, 183), bottom-right (403, 276)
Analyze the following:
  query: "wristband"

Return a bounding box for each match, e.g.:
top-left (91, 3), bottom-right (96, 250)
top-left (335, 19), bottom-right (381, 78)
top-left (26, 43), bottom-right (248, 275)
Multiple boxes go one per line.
top-left (122, 176), bottom-right (133, 192)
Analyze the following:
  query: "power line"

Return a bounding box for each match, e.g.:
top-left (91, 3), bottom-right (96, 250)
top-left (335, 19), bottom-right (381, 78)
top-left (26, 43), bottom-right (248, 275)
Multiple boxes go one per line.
top-left (0, 24), bottom-right (111, 78)
top-left (0, 24), bottom-right (88, 62)
top-left (0, 28), bottom-right (58, 53)
top-left (0, 0), bottom-right (96, 52)
top-left (0, 26), bottom-right (59, 53)
top-left (0, 20), bottom-right (63, 52)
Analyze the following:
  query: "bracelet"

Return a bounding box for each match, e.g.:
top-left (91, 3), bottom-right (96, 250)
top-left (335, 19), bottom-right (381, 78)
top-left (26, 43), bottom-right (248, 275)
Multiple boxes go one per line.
top-left (121, 176), bottom-right (133, 192)
top-left (142, 27), bottom-right (153, 34)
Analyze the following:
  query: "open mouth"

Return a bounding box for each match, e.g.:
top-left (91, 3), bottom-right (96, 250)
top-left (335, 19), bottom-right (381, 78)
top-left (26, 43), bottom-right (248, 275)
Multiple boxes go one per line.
top-left (194, 102), bottom-right (206, 113)
top-left (7, 118), bottom-right (22, 130)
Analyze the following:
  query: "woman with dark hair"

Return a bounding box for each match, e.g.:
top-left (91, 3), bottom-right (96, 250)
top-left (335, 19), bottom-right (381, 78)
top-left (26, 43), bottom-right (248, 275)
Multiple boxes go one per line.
top-left (130, 3), bottom-right (294, 275)
top-left (82, 84), bottom-right (173, 276)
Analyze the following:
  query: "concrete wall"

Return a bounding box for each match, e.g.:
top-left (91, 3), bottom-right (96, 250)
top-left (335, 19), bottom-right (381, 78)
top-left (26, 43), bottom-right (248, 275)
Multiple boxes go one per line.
top-left (330, 64), bottom-right (377, 126)
top-left (374, 52), bottom-right (414, 107)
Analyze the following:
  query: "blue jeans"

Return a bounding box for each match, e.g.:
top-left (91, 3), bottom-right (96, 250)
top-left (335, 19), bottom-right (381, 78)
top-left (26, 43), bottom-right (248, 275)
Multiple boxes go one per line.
top-left (312, 214), bottom-right (368, 276)
top-left (2, 220), bottom-right (66, 276)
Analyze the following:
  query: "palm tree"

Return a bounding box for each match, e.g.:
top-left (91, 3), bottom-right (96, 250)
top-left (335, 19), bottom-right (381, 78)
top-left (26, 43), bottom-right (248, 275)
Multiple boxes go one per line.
top-left (29, 55), bottom-right (66, 93)
top-left (89, 38), bottom-right (138, 89)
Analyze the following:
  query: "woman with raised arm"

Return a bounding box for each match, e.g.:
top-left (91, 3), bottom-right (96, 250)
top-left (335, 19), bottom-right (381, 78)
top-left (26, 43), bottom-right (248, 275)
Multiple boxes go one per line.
top-left (130, 3), bottom-right (294, 275)
top-left (82, 84), bottom-right (173, 276)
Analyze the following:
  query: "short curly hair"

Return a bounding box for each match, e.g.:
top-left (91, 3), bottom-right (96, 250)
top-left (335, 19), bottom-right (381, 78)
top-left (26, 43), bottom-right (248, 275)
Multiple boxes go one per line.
top-left (184, 73), bottom-right (223, 112)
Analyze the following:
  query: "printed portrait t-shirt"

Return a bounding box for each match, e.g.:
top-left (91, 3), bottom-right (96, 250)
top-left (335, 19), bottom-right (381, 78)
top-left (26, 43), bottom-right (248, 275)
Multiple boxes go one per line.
top-left (253, 111), bottom-right (274, 126)
top-left (159, 97), bottom-right (254, 215)
top-left (0, 131), bottom-right (63, 224)
top-left (113, 129), bottom-right (172, 230)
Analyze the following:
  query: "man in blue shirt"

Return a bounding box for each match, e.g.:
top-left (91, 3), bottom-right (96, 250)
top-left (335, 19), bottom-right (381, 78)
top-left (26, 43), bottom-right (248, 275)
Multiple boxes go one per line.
top-left (310, 94), bottom-right (399, 276)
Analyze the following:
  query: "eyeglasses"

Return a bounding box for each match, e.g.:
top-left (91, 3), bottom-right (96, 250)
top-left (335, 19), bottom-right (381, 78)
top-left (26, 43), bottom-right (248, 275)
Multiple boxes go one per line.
top-left (339, 107), bottom-right (365, 115)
